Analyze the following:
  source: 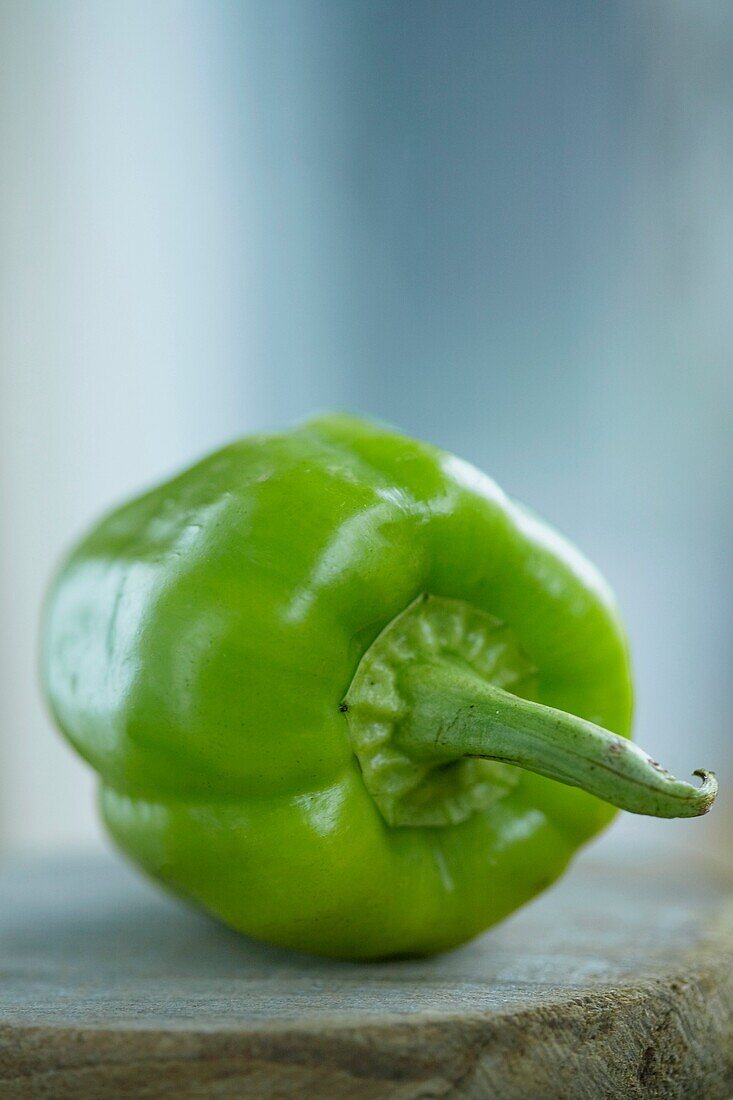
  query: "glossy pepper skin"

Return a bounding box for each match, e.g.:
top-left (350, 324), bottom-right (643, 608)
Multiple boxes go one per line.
top-left (42, 414), bottom-right (715, 959)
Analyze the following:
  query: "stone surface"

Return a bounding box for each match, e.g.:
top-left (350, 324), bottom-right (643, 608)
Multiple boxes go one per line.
top-left (0, 850), bottom-right (731, 1098)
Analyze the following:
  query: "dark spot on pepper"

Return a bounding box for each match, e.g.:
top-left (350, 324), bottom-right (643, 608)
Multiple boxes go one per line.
top-left (638, 1046), bottom-right (657, 1086)
top-left (339, 703), bottom-right (349, 713)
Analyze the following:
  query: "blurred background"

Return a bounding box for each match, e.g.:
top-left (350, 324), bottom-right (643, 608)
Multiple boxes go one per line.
top-left (0, 0), bottom-right (730, 858)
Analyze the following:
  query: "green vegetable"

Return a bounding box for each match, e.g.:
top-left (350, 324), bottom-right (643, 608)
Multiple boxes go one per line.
top-left (42, 414), bottom-right (717, 959)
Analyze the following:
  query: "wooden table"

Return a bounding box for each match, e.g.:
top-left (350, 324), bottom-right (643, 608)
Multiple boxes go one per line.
top-left (1, 850), bottom-right (731, 1098)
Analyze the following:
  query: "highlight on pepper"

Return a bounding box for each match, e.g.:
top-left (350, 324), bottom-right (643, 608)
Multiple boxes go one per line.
top-left (42, 413), bottom-right (717, 959)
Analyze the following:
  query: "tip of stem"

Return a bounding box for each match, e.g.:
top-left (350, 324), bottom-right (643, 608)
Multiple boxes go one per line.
top-left (691, 770), bottom-right (718, 815)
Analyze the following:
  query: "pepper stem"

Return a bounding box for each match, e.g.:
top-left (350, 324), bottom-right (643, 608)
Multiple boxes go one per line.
top-left (395, 660), bottom-right (716, 819)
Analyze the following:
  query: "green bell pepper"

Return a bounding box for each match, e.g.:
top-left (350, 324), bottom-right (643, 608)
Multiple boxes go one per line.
top-left (42, 414), bottom-right (716, 959)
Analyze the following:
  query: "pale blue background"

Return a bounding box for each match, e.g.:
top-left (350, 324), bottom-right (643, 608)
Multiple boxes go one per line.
top-left (1, 1), bottom-right (731, 853)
